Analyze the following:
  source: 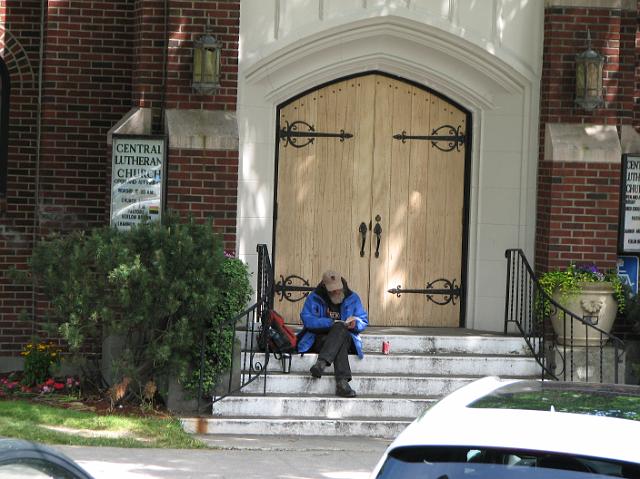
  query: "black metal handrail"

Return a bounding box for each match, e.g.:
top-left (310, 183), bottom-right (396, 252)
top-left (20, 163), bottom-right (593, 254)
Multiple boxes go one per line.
top-left (207, 244), bottom-right (274, 406)
top-left (505, 249), bottom-right (625, 383)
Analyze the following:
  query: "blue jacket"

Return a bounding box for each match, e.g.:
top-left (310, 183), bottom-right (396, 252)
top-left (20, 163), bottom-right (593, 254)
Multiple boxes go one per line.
top-left (298, 283), bottom-right (369, 358)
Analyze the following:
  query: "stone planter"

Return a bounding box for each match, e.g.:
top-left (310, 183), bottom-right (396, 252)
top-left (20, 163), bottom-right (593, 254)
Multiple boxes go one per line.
top-left (161, 336), bottom-right (242, 414)
top-left (163, 377), bottom-right (200, 414)
top-left (550, 282), bottom-right (617, 346)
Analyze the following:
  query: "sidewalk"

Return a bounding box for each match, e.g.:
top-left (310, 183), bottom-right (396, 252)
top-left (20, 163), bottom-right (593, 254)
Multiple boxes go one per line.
top-left (54, 435), bottom-right (391, 479)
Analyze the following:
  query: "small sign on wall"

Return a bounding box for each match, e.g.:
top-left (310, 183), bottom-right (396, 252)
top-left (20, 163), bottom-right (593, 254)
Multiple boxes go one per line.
top-left (620, 154), bottom-right (640, 253)
top-left (618, 255), bottom-right (638, 296)
top-left (110, 135), bottom-right (166, 230)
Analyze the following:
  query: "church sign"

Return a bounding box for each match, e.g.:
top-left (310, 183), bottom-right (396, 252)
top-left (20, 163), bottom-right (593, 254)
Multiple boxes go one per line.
top-left (620, 154), bottom-right (640, 253)
top-left (110, 135), bottom-right (166, 230)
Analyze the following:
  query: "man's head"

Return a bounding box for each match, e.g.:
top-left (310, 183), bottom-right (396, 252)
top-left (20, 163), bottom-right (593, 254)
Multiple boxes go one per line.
top-left (322, 270), bottom-right (345, 304)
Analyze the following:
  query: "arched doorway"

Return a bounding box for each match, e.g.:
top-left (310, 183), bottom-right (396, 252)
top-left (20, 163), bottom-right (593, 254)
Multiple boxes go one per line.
top-left (273, 73), bottom-right (471, 327)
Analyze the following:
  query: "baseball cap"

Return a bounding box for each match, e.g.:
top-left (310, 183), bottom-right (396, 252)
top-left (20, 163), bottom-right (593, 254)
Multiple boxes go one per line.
top-left (322, 270), bottom-right (343, 292)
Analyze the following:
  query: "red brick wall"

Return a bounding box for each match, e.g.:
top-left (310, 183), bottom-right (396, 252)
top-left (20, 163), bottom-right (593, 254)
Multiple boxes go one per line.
top-left (537, 161), bottom-right (621, 270)
top-left (161, 0), bottom-right (240, 251)
top-left (0, 0), bottom-right (241, 357)
top-left (537, 5), bottom-right (639, 273)
top-left (166, 148), bottom-right (237, 251)
top-left (132, 0), bottom-right (164, 122)
top-left (0, 0), bottom-right (45, 353)
top-left (37, 1), bottom-right (134, 234)
top-left (130, 0), bottom-right (239, 114)
top-left (636, 1), bottom-right (640, 128)
top-left (165, 0), bottom-right (238, 112)
top-left (0, 0), bottom-right (136, 355)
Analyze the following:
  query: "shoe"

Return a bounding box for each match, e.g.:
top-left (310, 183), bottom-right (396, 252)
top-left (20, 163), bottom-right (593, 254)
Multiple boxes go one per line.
top-left (310, 359), bottom-right (328, 378)
top-left (336, 379), bottom-right (356, 398)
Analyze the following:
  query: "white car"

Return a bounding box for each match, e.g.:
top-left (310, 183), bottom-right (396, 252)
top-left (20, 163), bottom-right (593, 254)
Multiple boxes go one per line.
top-left (371, 376), bottom-right (640, 478)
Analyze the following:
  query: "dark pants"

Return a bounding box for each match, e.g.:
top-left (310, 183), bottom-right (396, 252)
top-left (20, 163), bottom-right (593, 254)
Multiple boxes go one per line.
top-left (310, 321), bottom-right (355, 381)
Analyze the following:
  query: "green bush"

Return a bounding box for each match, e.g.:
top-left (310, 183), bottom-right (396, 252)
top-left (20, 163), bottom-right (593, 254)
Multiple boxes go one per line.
top-left (182, 254), bottom-right (252, 395)
top-left (15, 215), bottom-right (252, 400)
top-left (625, 292), bottom-right (640, 331)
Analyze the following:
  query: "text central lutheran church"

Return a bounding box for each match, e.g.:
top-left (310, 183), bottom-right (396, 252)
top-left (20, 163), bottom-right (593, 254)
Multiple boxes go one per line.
top-left (0, 0), bottom-right (639, 366)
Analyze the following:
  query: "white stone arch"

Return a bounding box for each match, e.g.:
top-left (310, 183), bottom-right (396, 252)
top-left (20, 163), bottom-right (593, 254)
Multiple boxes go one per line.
top-left (237, 14), bottom-right (540, 331)
top-left (243, 15), bottom-right (533, 106)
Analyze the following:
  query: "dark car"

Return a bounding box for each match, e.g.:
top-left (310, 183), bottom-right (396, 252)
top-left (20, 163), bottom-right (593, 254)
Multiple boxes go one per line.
top-left (0, 438), bottom-right (94, 479)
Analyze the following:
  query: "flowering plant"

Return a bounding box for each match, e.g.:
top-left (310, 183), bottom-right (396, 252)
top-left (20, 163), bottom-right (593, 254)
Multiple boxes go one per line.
top-left (20, 341), bottom-right (61, 387)
top-left (0, 374), bottom-right (80, 397)
top-left (539, 263), bottom-right (625, 314)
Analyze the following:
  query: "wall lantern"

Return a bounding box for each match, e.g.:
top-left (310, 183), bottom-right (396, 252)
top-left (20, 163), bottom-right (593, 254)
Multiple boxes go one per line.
top-left (575, 30), bottom-right (604, 111)
top-left (192, 23), bottom-right (221, 94)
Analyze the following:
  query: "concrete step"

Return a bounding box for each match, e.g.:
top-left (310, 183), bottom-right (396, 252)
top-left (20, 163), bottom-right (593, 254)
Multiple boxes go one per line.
top-left (247, 352), bottom-right (540, 376)
top-left (360, 334), bottom-right (531, 356)
top-left (201, 328), bottom-right (541, 439)
top-left (241, 372), bottom-right (478, 396)
top-left (238, 330), bottom-right (533, 356)
top-left (182, 416), bottom-right (410, 438)
top-left (211, 394), bottom-right (435, 419)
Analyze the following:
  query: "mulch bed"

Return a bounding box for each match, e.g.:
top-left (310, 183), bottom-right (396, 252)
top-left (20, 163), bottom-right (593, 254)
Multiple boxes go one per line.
top-left (1, 372), bottom-right (172, 419)
top-left (3, 393), bottom-right (173, 419)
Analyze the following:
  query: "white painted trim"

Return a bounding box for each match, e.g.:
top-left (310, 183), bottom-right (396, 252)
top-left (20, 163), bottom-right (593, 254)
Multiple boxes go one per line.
top-left (492, 0), bottom-right (501, 47)
top-left (545, 124), bottom-right (621, 163)
top-left (165, 109), bottom-right (238, 150)
top-left (262, 56), bottom-right (497, 112)
top-left (274, 0), bottom-right (280, 40)
top-left (621, 125), bottom-right (640, 154)
top-left (107, 107), bottom-right (152, 145)
top-left (244, 16), bottom-right (533, 94)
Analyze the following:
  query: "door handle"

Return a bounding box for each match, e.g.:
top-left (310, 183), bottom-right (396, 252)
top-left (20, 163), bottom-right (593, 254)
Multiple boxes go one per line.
top-left (373, 218), bottom-right (382, 258)
top-left (359, 222), bottom-right (368, 257)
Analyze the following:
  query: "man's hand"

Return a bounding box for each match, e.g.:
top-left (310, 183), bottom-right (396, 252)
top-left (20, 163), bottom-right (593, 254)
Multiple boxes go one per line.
top-left (345, 316), bottom-right (357, 330)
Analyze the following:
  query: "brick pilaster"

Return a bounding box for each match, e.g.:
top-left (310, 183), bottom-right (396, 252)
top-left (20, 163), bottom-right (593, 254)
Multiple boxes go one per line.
top-left (537, 5), bottom-right (639, 273)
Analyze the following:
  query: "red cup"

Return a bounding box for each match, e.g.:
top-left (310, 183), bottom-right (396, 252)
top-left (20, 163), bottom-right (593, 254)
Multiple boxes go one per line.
top-left (382, 340), bottom-right (390, 355)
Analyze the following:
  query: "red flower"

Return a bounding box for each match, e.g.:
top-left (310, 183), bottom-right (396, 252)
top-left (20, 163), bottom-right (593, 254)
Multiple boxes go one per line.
top-left (53, 382), bottom-right (64, 390)
top-left (45, 378), bottom-right (55, 386)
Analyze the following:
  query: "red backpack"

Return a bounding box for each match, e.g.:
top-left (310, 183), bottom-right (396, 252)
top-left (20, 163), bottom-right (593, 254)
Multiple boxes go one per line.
top-left (259, 309), bottom-right (297, 354)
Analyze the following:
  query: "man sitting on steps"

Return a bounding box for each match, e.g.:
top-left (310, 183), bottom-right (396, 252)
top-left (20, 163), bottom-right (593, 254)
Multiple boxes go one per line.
top-left (298, 270), bottom-right (369, 398)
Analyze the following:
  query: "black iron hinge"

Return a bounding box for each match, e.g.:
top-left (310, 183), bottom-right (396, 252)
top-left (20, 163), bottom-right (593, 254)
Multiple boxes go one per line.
top-left (393, 124), bottom-right (465, 152)
top-left (388, 278), bottom-right (461, 306)
top-left (274, 274), bottom-right (314, 302)
top-left (279, 120), bottom-right (353, 149)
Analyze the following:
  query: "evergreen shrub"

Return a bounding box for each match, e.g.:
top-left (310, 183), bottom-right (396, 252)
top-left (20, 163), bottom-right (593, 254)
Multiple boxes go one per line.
top-left (15, 215), bottom-right (252, 400)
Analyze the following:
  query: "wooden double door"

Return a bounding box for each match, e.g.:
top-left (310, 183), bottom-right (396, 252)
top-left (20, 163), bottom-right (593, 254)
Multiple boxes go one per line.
top-left (274, 74), bottom-right (468, 327)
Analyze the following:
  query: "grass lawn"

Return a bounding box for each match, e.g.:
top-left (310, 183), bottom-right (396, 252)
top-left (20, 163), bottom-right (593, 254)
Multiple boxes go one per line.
top-left (0, 399), bottom-right (208, 448)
